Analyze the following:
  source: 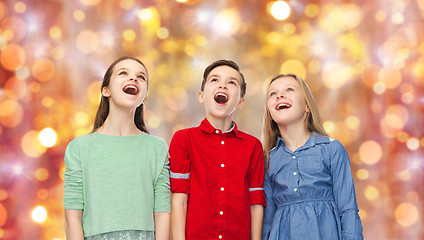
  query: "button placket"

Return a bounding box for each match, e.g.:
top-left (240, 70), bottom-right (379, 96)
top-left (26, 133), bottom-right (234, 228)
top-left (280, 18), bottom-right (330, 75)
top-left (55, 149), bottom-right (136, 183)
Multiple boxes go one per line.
top-left (217, 133), bottom-right (227, 234)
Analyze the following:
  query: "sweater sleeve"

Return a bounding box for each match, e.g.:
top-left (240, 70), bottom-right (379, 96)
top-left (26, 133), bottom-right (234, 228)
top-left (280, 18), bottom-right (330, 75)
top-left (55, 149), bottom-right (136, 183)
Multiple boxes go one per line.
top-left (330, 140), bottom-right (363, 240)
top-left (153, 141), bottom-right (171, 213)
top-left (63, 138), bottom-right (84, 210)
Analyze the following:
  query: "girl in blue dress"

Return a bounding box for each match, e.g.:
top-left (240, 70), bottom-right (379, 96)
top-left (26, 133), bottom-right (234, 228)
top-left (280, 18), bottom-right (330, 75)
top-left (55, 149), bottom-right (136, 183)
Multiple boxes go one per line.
top-left (262, 74), bottom-right (363, 240)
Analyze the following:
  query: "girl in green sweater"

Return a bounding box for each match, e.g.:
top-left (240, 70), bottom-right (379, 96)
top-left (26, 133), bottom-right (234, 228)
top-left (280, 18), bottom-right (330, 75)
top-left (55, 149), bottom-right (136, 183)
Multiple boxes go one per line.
top-left (64, 57), bottom-right (170, 240)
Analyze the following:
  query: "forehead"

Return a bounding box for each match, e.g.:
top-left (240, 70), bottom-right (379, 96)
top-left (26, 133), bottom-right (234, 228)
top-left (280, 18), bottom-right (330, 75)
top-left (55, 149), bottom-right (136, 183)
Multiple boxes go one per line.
top-left (269, 76), bottom-right (300, 90)
top-left (208, 65), bottom-right (241, 80)
top-left (113, 59), bottom-right (147, 73)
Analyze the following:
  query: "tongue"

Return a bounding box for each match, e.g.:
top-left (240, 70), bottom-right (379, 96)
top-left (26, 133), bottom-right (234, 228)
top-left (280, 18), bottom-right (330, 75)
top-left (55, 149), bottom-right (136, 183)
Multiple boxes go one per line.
top-left (123, 87), bottom-right (137, 95)
top-left (214, 95), bottom-right (228, 104)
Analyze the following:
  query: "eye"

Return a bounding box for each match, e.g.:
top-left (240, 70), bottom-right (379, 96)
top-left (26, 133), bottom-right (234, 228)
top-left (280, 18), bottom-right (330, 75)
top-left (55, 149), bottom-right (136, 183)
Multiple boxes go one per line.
top-left (229, 80), bottom-right (237, 86)
top-left (210, 78), bottom-right (218, 82)
top-left (118, 71), bottom-right (127, 75)
top-left (269, 92), bottom-right (276, 97)
top-left (287, 87), bottom-right (294, 92)
top-left (137, 75), bottom-right (146, 81)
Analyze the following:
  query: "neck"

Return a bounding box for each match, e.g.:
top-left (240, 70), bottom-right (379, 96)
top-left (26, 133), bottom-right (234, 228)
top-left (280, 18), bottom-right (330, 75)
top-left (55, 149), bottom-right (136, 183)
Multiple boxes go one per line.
top-left (205, 114), bottom-right (233, 132)
top-left (97, 104), bottom-right (141, 136)
top-left (278, 121), bottom-right (310, 152)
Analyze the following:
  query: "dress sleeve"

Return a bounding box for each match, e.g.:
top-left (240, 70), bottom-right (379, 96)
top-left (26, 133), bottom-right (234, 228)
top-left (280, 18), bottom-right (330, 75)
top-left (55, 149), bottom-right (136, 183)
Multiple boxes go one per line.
top-left (330, 140), bottom-right (364, 240)
top-left (169, 130), bottom-right (191, 194)
top-left (154, 141), bottom-right (171, 213)
top-left (262, 168), bottom-right (276, 240)
top-left (247, 140), bottom-right (266, 205)
top-left (63, 138), bottom-right (84, 210)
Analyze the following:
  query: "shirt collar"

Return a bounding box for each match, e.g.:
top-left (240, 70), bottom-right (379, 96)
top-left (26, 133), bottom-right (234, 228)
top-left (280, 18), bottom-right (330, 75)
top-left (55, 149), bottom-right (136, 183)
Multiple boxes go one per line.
top-left (200, 118), bottom-right (242, 138)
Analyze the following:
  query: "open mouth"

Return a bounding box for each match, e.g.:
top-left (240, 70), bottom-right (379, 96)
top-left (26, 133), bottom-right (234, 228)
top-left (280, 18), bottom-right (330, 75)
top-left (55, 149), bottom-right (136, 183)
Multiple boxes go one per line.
top-left (275, 103), bottom-right (291, 110)
top-left (123, 84), bottom-right (138, 95)
top-left (214, 92), bottom-right (228, 104)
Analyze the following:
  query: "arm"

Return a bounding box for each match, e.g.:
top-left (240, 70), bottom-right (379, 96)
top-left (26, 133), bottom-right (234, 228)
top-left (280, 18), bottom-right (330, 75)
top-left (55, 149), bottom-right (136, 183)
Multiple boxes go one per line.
top-left (262, 171), bottom-right (276, 240)
top-left (154, 212), bottom-right (170, 240)
top-left (63, 139), bottom-right (85, 239)
top-left (153, 142), bottom-right (171, 240)
top-left (169, 130), bottom-right (191, 240)
top-left (246, 141), bottom-right (266, 238)
top-left (330, 140), bottom-right (364, 240)
top-left (171, 193), bottom-right (188, 240)
top-left (250, 204), bottom-right (264, 240)
top-left (65, 209), bottom-right (84, 240)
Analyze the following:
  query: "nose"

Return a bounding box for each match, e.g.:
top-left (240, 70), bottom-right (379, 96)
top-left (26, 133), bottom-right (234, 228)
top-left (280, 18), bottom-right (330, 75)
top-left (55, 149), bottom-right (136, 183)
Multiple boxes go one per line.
top-left (218, 84), bottom-right (227, 89)
top-left (129, 76), bottom-right (137, 82)
top-left (277, 94), bottom-right (285, 99)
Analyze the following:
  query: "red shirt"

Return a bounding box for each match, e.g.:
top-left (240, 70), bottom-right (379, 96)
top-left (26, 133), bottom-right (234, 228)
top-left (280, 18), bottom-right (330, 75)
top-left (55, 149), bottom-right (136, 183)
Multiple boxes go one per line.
top-left (170, 118), bottom-right (266, 240)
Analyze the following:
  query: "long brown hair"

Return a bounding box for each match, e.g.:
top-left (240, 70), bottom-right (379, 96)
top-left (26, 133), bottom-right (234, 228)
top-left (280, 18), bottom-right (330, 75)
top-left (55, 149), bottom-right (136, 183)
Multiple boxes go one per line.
top-left (263, 74), bottom-right (327, 169)
top-left (91, 56), bottom-right (149, 133)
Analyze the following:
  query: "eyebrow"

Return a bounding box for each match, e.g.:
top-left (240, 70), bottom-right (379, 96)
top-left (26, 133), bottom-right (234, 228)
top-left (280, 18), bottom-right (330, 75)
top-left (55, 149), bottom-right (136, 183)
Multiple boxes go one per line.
top-left (116, 68), bottom-right (146, 76)
top-left (208, 74), bottom-right (240, 82)
top-left (268, 84), bottom-right (297, 92)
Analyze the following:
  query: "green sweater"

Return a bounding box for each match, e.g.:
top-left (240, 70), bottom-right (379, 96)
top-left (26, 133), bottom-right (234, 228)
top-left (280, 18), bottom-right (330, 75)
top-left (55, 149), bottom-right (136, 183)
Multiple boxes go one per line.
top-left (63, 132), bottom-right (170, 237)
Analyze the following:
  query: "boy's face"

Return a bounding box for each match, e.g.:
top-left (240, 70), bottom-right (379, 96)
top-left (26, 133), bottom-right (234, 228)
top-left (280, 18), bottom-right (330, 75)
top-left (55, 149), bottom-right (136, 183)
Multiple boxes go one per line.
top-left (199, 65), bottom-right (245, 120)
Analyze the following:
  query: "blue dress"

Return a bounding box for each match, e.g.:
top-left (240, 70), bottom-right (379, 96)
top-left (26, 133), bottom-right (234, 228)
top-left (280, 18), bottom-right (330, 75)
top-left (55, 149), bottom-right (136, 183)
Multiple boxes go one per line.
top-left (263, 133), bottom-right (363, 240)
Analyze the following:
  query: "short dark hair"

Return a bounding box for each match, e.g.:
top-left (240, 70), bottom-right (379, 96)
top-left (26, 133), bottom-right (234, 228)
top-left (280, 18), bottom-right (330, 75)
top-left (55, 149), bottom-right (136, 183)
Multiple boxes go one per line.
top-left (201, 59), bottom-right (247, 98)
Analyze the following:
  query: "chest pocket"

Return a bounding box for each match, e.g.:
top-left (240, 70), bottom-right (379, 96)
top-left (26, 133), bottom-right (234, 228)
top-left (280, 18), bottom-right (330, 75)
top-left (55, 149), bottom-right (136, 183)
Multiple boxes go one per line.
top-left (298, 156), bottom-right (324, 175)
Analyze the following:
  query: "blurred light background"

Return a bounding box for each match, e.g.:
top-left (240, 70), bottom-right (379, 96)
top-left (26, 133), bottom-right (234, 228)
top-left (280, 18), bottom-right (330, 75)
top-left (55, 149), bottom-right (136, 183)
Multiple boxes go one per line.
top-left (0, 0), bottom-right (423, 239)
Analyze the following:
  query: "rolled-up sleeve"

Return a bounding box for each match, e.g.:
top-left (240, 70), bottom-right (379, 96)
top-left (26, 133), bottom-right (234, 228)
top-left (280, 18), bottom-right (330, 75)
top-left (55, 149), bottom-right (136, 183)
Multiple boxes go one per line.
top-left (169, 130), bottom-right (191, 194)
top-left (247, 140), bottom-right (266, 206)
top-left (330, 140), bottom-right (364, 240)
top-left (63, 138), bottom-right (84, 210)
top-left (154, 141), bottom-right (171, 213)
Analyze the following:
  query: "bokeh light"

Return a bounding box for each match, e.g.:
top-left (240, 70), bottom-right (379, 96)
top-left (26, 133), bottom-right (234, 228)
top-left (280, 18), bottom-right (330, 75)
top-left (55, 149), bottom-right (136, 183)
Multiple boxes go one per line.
top-left (38, 128), bottom-right (58, 148)
top-left (395, 203), bottom-right (419, 227)
top-left (269, 1), bottom-right (291, 21)
top-left (31, 206), bottom-right (47, 223)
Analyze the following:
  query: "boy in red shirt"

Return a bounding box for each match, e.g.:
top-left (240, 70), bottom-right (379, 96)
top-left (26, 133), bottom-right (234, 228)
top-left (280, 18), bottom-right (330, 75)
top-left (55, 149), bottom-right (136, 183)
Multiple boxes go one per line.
top-left (170, 60), bottom-right (265, 240)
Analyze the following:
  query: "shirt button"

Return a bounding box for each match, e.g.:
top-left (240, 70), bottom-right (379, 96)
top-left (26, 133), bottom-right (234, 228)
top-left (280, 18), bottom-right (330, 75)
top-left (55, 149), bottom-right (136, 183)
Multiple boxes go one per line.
top-left (219, 235), bottom-right (222, 239)
top-left (219, 211), bottom-right (223, 215)
top-left (215, 130), bottom-right (219, 134)
top-left (220, 187), bottom-right (224, 191)
top-left (293, 172), bottom-right (297, 176)
top-left (294, 188), bottom-right (298, 192)
top-left (292, 155), bottom-right (296, 159)
top-left (221, 141), bottom-right (225, 145)
top-left (221, 163), bottom-right (225, 168)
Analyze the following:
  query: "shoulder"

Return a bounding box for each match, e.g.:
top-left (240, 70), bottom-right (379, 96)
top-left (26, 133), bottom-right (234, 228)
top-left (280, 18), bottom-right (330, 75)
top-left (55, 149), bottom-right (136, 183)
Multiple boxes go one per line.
top-left (65, 134), bottom-right (92, 149)
top-left (313, 134), bottom-right (348, 157)
top-left (171, 127), bottom-right (197, 142)
top-left (235, 129), bottom-right (263, 148)
top-left (238, 129), bottom-right (261, 141)
top-left (142, 133), bottom-right (168, 150)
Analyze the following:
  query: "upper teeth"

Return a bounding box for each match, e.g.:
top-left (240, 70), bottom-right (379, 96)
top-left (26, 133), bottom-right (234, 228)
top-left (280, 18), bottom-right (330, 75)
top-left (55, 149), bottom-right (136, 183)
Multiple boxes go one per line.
top-left (216, 93), bottom-right (227, 97)
top-left (277, 103), bottom-right (290, 109)
top-left (124, 85), bottom-right (137, 91)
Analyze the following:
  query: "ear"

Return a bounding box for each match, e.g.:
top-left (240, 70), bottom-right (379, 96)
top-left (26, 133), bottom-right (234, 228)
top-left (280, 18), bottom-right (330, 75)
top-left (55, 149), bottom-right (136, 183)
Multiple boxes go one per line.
top-left (198, 91), bottom-right (205, 103)
top-left (236, 98), bottom-right (245, 109)
top-left (102, 86), bottom-right (111, 97)
top-left (305, 105), bottom-right (310, 112)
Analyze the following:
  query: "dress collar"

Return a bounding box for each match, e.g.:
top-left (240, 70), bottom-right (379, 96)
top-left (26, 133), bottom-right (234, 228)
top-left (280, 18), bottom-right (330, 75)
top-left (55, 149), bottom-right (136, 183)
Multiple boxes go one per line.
top-left (273, 132), bottom-right (331, 152)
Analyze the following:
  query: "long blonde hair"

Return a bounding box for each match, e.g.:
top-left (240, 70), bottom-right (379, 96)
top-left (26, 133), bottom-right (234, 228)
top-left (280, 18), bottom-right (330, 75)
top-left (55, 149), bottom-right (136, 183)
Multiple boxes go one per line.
top-left (262, 74), bottom-right (328, 169)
